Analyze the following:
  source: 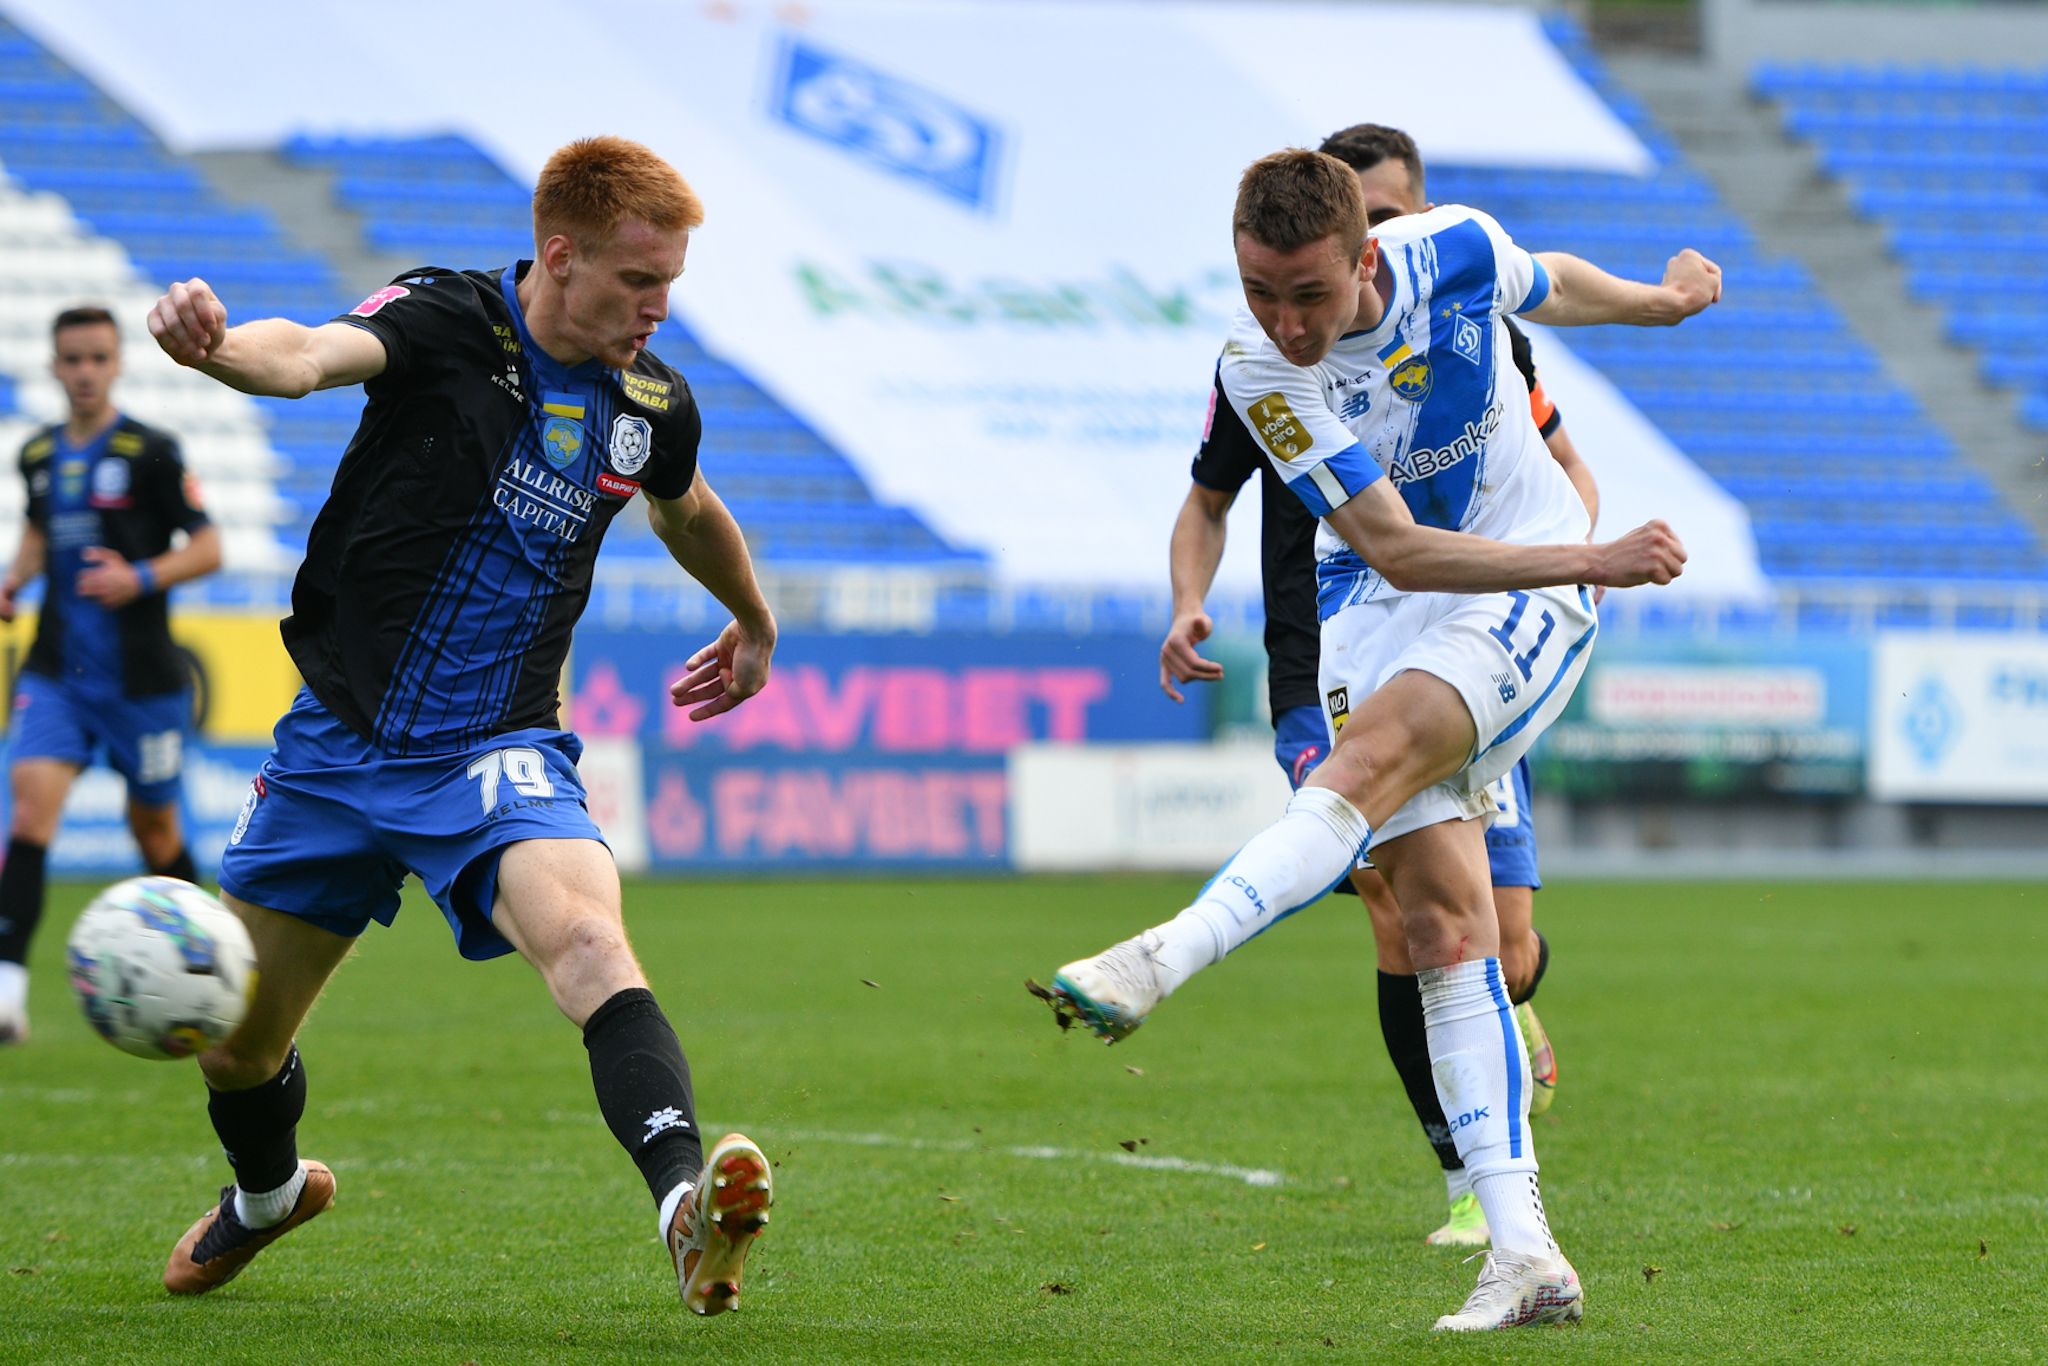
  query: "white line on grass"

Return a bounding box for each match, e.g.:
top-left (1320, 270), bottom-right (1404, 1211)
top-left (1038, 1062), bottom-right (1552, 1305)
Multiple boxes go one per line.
top-left (760, 1126), bottom-right (1288, 1188)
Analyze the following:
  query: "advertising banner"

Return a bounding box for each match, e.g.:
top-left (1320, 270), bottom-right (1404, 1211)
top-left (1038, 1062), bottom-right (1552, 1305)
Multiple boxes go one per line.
top-left (1533, 635), bottom-right (1869, 798)
top-left (0, 743), bottom-right (268, 878)
top-left (1011, 741), bottom-right (1291, 872)
top-left (569, 628), bottom-right (1201, 871)
top-left (1870, 632), bottom-right (2048, 802)
top-left (10, 0), bottom-right (1776, 601)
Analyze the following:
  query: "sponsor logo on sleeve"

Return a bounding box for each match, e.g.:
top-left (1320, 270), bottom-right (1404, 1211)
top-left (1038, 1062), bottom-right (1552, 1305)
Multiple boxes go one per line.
top-left (349, 284), bottom-right (411, 317)
top-left (620, 372), bottom-right (672, 412)
top-left (1250, 393), bottom-right (1313, 462)
top-left (597, 471), bottom-right (641, 498)
top-left (1326, 685), bottom-right (1350, 733)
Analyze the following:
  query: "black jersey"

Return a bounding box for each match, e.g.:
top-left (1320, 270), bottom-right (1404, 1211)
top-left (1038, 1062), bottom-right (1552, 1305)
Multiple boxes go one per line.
top-left (289, 264), bottom-right (700, 756)
top-left (1192, 316), bottom-right (1557, 718)
top-left (18, 414), bottom-right (210, 698)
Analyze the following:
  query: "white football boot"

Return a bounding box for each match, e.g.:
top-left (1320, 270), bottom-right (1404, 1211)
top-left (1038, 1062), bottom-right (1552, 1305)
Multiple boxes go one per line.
top-left (1432, 1248), bottom-right (1583, 1331)
top-left (1037, 932), bottom-right (1168, 1043)
top-left (0, 962), bottom-right (27, 1045)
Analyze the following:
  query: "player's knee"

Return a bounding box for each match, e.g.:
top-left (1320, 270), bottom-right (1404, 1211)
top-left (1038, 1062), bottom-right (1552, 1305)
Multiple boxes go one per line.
top-left (200, 1032), bottom-right (293, 1091)
top-left (541, 913), bottom-right (640, 995)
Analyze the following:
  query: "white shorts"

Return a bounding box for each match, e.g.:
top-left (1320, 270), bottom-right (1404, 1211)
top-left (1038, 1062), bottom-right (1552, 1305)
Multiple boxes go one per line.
top-left (1317, 583), bottom-right (1598, 850)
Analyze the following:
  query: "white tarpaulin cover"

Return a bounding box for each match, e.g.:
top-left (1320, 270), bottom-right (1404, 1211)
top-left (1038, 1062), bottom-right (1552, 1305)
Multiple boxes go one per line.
top-left (13, 0), bottom-right (1764, 597)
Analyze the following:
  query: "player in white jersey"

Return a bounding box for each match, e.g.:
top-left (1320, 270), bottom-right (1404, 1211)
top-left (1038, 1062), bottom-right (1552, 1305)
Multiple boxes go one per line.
top-left (1033, 149), bottom-right (1718, 1332)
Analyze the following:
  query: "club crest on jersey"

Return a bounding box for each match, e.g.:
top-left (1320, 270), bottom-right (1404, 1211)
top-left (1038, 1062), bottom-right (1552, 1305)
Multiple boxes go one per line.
top-left (1326, 685), bottom-right (1350, 733)
top-left (1389, 354), bottom-right (1433, 403)
top-left (1452, 315), bottom-right (1484, 367)
top-left (610, 414), bottom-right (652, 476)
top-left (90, 457), bottom-right (131, 508)
top-left (541, 417), bottom-right (583, 469)
top-left (539, 391), bottom-right (586, 468)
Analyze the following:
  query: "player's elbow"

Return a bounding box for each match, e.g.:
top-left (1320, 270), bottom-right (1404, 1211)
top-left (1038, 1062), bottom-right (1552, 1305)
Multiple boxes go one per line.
top-left (1373, 545), bottom-right (1427, 594)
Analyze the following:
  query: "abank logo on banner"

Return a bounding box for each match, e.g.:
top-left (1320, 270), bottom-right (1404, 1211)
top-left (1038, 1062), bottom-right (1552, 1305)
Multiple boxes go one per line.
top-left (769, 33), bottom-right (1005, 212)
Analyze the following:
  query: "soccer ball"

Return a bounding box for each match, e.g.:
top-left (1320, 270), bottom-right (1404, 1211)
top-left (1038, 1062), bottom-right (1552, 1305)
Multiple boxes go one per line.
top-left (66, 877), bottom-right (256, 1061)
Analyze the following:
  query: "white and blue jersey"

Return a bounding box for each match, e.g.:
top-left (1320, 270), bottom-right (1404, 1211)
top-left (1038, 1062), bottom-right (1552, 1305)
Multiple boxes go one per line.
top-left (1217, 206), bottom-right (1590, 619)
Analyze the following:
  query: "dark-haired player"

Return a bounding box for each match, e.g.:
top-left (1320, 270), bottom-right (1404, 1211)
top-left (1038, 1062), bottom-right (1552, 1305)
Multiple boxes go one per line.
top-left (1041, 146), bottom-right (1717, 1331)
top-left (1158, 124), bottom-right (1594, 1250)
top-left (146, 136), bottom-right (777, 1316)
top-left (0, 305), bottom-right (220, 1044)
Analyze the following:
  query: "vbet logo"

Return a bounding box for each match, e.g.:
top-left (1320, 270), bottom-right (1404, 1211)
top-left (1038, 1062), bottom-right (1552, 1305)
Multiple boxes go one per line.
top-left (767, 33), bottom-right (1005, 212)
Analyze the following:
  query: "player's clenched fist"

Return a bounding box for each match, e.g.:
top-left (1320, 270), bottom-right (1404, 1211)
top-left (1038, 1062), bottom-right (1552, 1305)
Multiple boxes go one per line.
top-left (1660, 248), bottom-right (1722, 321)
top-left (147, 279), bottom-right (228, 366)
top-left (1588, 519), bottom-right (1686, 587)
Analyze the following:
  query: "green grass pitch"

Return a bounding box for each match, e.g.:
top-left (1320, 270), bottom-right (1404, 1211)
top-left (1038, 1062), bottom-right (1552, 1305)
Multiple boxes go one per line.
top-left (3, 876), bottom-right (2044, 1362)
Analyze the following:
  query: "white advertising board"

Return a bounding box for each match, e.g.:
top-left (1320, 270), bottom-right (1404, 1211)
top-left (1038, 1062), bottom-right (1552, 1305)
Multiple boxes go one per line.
top-left (1870, 633), bottom-right (2048, 803)
top-left (1011, 741), bottom-right (1291, 871)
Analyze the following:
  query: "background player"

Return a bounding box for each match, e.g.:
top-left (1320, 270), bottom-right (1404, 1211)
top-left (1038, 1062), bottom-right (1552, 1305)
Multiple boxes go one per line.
top-left (1158, 123), bottom-right (1594, 1249)
top-left (1042, 149), bottom-right (1716, 1330)
top-left (0, 305), bottom-right (220, 1044)
top-left (144, 136), bottom-right (777, 1317)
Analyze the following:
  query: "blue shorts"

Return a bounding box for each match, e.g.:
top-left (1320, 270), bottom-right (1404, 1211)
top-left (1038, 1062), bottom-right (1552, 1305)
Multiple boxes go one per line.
top-left (218, 688), bottom-right (605, 960)
top-left (8, 671), bottom-right (190, 806)
top-left (1273, 704), bottom-right (1541, 890)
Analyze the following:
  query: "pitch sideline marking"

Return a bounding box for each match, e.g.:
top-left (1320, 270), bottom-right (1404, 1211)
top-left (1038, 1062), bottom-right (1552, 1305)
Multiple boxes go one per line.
top-left (755, 1125), bottom-right (1288, 1188)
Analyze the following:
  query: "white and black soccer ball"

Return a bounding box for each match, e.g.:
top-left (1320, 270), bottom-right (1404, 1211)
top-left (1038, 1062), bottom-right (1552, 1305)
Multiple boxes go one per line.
top-left (66, 877), bottom-right (256, 1061)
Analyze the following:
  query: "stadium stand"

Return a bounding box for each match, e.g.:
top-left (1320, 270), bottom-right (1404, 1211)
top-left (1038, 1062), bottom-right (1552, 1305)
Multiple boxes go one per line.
top-left (1493, 21), bottom-right (2048, 600)
top-left (0, 19), bottom-right (305, 590)
top-left (1754, 61), bottom-right (2048, 437)
top-left (0, 9), bottom-right (2040, 635)
top-left (278, 132), bottom-right (988, 580)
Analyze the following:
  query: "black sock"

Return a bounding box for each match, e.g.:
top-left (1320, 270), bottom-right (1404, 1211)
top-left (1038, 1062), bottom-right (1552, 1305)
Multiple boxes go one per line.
top-left (0, 838), bottom-right (49, 965)
top-left (1513, 931), bottom-right (1550, 1006)
top-left (149, 845), bottom-right (200, 884)
top-left (207, 1045), bottom-right (306, 1194)
top-left (1377, 970), bottom-right (1460, 1172)
top-left (584, 988), bottom-right (702, 1203)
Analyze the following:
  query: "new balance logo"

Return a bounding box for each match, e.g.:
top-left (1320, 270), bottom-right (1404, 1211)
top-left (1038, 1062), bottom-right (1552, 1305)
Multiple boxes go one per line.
top-left (643, 1107), bottom-right (693, 1142)
top-left (1338, 390), bottom-right (1371, 422)
top-left (1494, 672), bottom-right (1518, 704)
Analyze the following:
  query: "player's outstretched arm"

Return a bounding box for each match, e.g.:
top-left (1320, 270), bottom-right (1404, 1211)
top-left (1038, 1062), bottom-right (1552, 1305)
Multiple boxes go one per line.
top-left (1524, 249), bottom-right (1721, 328)
top-left (1161, 482), bottom-right (1234, 702)
top-left (148, 279), bottom-right (387, 397)
top-left (1325, 480), bottom-right (1684, 592)
top-left (647, 473), bottom-right (777, 721)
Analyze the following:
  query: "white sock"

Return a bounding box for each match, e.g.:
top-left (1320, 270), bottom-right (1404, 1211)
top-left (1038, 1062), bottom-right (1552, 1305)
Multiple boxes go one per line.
top-left (1420, 958), bottom-right (1556, 1258)
top-left (1444, 1164), bottom-right (1474, 1203)
top-left (235, 1163), bottom-right (308, 1230)
top-left (0, 961), bottom-right (26, 1012)
top-left (1146, 788), bottom-right (1370, 996)
top-left (657, 1179), bottom-right (693, 1240)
